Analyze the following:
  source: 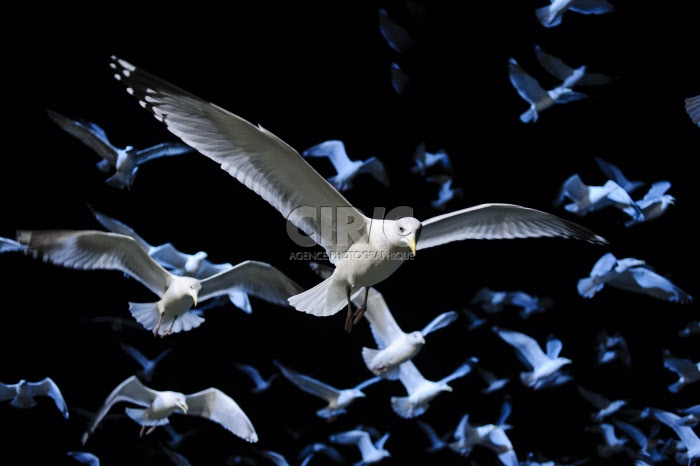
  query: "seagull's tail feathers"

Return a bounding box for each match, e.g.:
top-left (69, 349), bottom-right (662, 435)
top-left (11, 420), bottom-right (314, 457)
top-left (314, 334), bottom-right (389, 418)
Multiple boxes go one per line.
top-left (520, 371), bottom-right (538, 388)
top-left (9, 397), bottom-right (37, 409)
top-left (391, 396), bottom-right (425, 419)
top-left (105, 171), bottom-right (134, 191)
top-left (577, 277), bottom-right (603, 299)
top-left (129, 302), bottom-right (205, 336)
top-left (288, 277), bottom-right (347, 317)
top-left (125, 407), bottom-right (171, 427)
top-left (520, 108), bottom-right (538, 123)
top-left (535, 6), bottom-right (561, 27)
top-left (361, 347), bottom-right (401, 380)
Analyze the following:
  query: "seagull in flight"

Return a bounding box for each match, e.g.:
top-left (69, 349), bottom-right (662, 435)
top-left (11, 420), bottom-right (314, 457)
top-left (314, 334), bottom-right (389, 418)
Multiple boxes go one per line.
top-left (17, 229), bottom-right (304, 337)
top-left (330, 428), bottom-right (391, 465)
top-left (302, 139), bottom-right (390, 192)
top-left (109, 56), bottom-right (607, 334)
top-left (234, 362), bottom-right (280, 394)
top-left (0, 377), bottom-right (69, 419)
top-left (81, 375), bottom-right (257, 445)
top-left (535, 0), bottom-right (614, 28)
top-left (46, 109), bottom-right (195, 190)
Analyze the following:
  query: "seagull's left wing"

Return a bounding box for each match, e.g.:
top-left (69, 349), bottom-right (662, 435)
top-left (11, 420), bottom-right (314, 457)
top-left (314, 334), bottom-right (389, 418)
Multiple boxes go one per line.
top-left (417, 203), bottom-right (607, 250)
top-left (185, 388), bottom-right (258, 443)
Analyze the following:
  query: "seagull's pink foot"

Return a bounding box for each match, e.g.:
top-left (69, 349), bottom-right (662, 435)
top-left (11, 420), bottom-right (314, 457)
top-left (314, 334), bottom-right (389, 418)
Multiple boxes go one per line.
top-left (145, 425), bottom-right (157, 436)
top-left (353, 305), bottom-right (366, 325)
top-left (139, 424), bottom-right (147, 437)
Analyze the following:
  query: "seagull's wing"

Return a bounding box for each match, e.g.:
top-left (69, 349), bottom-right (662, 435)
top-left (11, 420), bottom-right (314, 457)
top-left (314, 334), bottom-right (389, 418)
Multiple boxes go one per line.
top-left (0, 236), bottom-right (27, 253)
top-left (358, 157), bottom-right (391, 187)
top-left (663, 354), bottom-right (700, 378)
top-left (82, 375), bottom-right (156, 444)
top-left (118, 343), bottom-right (151, 370)
top-left (417, 203), bottom-right (607, 250)
top-left (568, 0), bottom-right (615, 15)
top-left (29, 377), bottom-right (69, 419)
top-left (185, 387), bottom-right (258, 443)
top-left (652, 408), bottom-right (700, 452)
top-left (589, 252), bottom-right (618, 277)
top-left (0, 381), bottom-right (18, 401)
top-left (273, 361), bottom-right (340, 401)
top-left (640, 181), bottom-right (672, 202)
top-left (420, 310), bottom-right (458, 336)
top-left (302, 140), bottom-right (353, 173)
top-left (545, 336), bottom-right (563, 358)
top-left (89, 207), bottom-right (155, 253)
top-left (685, 95), bottom-right (700, 126)
top-left (396, 360), bottom-right (427, 394)
top-left (199, 260), bottom-right (303, 306)
top-left (359, 288), bottom-right (404, 347)
top-left (616, 268), bottom-right (693, 303)
top-left (147, 243), bottom-right (191, 271)
top-left (508, 58), bottom-right (549, 105)
top-left (577, 385), bottom-right (610, 409)
top-left (234, 363), bottom-right (266, 387)
top-left (378, 8), bottom-right (415, 54)
top-left (46, 109), bottom-right (121, 164)
top-left (439, 361), bottom-right (473, 384)
top-left (16, 229), bottom-right (172, 297)
top-left (110, 57), bottom-right (368, 264)
top-left (594, 157), bottom-right (644, 194)
top-left (133, 142), bottom-right (195, 164)
top-left (533, 44), bottom-right (576, 81)
top-left (494, 327), bottom-right (549, 369)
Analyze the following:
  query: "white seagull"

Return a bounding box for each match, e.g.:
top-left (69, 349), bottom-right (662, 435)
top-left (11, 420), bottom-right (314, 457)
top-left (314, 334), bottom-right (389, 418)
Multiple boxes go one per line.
top-left (471, 287), bottom-right (553, 319)
top-left (90, 207), bottom-right (252, 312)
top-left (662, 349), bottom-right (700, 393)
top-left (576, 385), bottom-right (628, 422)
top-left (329, 428), bottom-right (391, 465)
top-left (16, 229), bottom-right (304, 336)
top-left (46, 109), bottom-right (195, 190)
top-left (623, 181), bottom-right (676, 228)
top-left (298, 442), bottom-right (345, 466)
top-left (411, 142), bottom-right (453, 176)
top-left (0, 377), bottom-right (69, 419)
top-left (426, 174), bottom-right (463, 211)
top-left (651, 408), bottom-right (700, 465)
top-left (234, 362), bottom-right (280, 394)
top-left (391, 358), bottom-right (474, 419)
top-left (493, 326), bottom-right (572, 390)
top-left (118, 342), bottom-right (173, 382)
top-left (272, 360), bottom-right (382, 421)
top-left (508, 57), bottom-right (589, 123)
top-left (356, 286), bottom-right (458, 379)
top-left (81, 375), bottom-right (257, 445)
top-left (534, 44), bottom-right (612, 88)
top-left (109, 56), bottom-right (607, 333)
top-left (554, 174), bottom-right (644, 221)
top-left (594, 156), bottom-right (645, 195)
top-left (577, 252), bottom-right (693, 303)
top-left (448, 411), bottom-right (519, 466)
top-left (535, 0), bottom-right (614, 28)
top-left (301, 139), bottom-right (389, 192)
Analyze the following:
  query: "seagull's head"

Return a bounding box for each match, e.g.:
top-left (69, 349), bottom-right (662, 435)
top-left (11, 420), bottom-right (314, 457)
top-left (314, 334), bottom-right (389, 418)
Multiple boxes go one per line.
top-left (175, 394), bottom-right (188, 414)
top-left (407, 331), bottom-right (426, 347)
top-left (387, 217), bottom-right (422, 255)
top-left (176, 277), bottom-right (203, 306)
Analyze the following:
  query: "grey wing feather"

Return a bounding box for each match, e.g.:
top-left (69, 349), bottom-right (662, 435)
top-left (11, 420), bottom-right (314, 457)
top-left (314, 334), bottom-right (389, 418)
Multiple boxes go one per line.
top-left (273, 361), bottom-right (340, 401)
top-left (133, 142), bottom-right (194, 164)
top-left (417, 203), bottom-right (607, 250)
top-left (420, 310), bottom-right (458, 336)
top-left (47, 109), bottom-right (121, 164)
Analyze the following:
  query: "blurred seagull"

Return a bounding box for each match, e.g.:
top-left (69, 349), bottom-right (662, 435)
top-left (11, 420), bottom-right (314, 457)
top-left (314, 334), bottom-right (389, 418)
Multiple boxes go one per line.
top-left (554, 174), bottom-right (644, 221)
top-left (301, 139), bottom-right (390, 192)
top-left (576, 385), bottom-right (628, 422)
top-left (535, 0), bottom-right (614, 28)
top-left (508, 57), bottom-right (589, 123)
top-left (662, 349), bottom-right (700, 393)
top-left (595, 330), bottom-right (631, 366)
top-left (118, 342), bottom-right (173, 382)
top-left (577, 252), bottom-right (693, 303)
top-left (651, 408), bottom-right (700, 465)
top-left (90, 207), bottom-right (252, 312)
top-left (587, 422), bottom-right (629, 458)
top-left (256, 449), bottom-right (291, 466)
top-left (594, 156), bottom-right (645, 195)
top-left (234, 362), bottom-right (280, 394)
top-left (389, 61), bottom-right (410, 96)
top-left (448, 411), bottom-right (519, 466)
top-left (685, 95), bottom-right (700, 127)
top-left (613, 420), bottom-right (672, 465)
top-left (81, 375), bottom-right (257, 445)
top-left (110, 56), bottom-right (607, 334)
top-left (411, 142), bottom-right (453, 176)
top-left (534, 45), bottom-right (613, 87)
top-left (357, 286), bottom-right (458, 379)
top-left (329, 428), bottom-right (390, 465)
top-left (677, 405), bottom-right (700, 427)
top-left (471, 287), bottom-right (553, 319)
top-left (298, 442), bottom-right (344, 466)
top-left (426, 174), bottom-right (463, 211)
top-left (476, 365), bottom-right (511, 395)
top-left (678, 320), bottom-right (700, 338)
top-left (493, 327), bottom-right (572, 390)
top-left (416, 420), bottom-right (451, 453)
top-left (623, 181), bottom-right (675, 228)
top-left (272, 360), bottom-right (382, 421)
top-left (0, 377), bottom-right (69, 419)
top-left (391, 359), bottom-right (474, 419)
top-left (66, 451), bottom-right (100, 465)
top-left (46, 109), bottom-right (195, 190)
top-left (17, 229), bottom-right (304, 337)
top-left (378, 7), bottom-right (415, 55)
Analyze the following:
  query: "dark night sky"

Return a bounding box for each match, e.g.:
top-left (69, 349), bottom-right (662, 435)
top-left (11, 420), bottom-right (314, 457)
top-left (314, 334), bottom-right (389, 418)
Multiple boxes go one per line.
top-left (4, 1), bottom-right (699, 465)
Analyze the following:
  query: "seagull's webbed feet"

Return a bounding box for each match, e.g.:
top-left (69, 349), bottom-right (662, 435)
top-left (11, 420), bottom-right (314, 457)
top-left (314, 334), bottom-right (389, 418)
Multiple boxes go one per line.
top-left (352, 288), bottom-right (370, 325)
top-left (153, 314), bottom-right (163, 337)
top-left (139, 424), bottom-right (158, 437)
top-left (344, 285), bottom-right (354, 333)
top-left (161, 316), bottom-right (177, 338)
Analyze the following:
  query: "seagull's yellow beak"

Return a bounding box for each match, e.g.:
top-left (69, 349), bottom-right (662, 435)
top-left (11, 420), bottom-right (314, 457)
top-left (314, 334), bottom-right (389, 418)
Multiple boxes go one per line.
top-left (179, 402), bottom-right (189, 414)
top-left (193, 295), bottom-right (198, 307)
top-left (408, 237), bottom-right (417, 256)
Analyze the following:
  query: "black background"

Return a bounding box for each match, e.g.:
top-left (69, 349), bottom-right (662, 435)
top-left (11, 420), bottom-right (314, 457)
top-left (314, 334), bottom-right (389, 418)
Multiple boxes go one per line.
top-left (4, 1), bottom-right (698, 465)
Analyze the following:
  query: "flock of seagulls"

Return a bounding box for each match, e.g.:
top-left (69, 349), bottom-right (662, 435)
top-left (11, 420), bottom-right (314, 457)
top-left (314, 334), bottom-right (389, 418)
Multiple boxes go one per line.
top-left (5, 1), bottom-right (698, 466)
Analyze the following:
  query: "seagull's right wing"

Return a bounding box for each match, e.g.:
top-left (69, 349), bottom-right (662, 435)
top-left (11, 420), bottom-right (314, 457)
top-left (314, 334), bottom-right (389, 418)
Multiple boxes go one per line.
top-left (273, 361), bottom-right (340, 401)
top-left (46, 109), bottom-right (120, 164)
top-left (110, 57), bottom-right (368, 265)
top-left (508, 58), bottom-right (548, 105)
